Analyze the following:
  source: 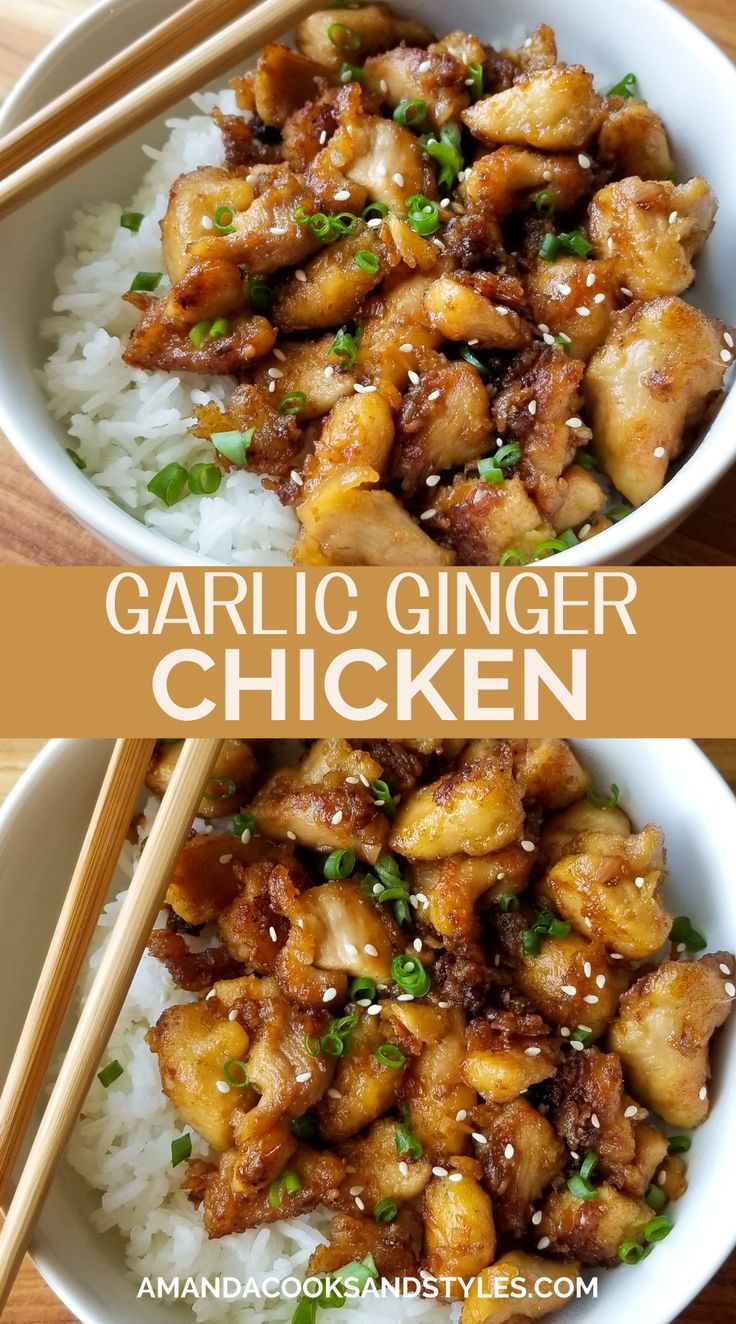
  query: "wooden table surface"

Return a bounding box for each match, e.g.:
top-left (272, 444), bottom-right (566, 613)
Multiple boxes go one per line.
top-left (0, 0), bottom-right (734, 564)
top-left (1, 737), bottom-right (736, 1321)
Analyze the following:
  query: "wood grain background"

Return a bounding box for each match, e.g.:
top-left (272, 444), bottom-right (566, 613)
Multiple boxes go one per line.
top-left (0, 0), bottom-right (735, 564)
top-left (1, 737), bottom-right (736, 1320)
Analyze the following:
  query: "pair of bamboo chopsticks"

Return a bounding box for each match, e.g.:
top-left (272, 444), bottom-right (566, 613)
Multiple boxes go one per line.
top-left (0, 0), bottom-right (320, 219)
top-left (0, 737), bottom-right (224, 1310)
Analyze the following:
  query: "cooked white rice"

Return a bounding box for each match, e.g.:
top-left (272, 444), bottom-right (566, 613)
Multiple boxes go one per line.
top-left (66, 799), bottom-right (449, 1323)
top-left (39, 92), bottom-right (298, 565)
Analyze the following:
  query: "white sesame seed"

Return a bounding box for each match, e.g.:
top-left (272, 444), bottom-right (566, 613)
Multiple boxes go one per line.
top-left (227, 1008), bottom-right (239, 1021)
top-left (328, 1087), bottom-right (343, 1099)
top-left (398, 343), bottom-right (414, 354)
top-left (324, 365), bottom-right (334, 378)
top-left (440, 197), bottom-right (450, 208)
top-left (543, 333), bottom-right (556, 345)
top-left (363, 943), bottom-right (378, 957)
top-left (635, 876), bottom-right (645, 888)
top-left (269, 926), bottom-right (278, 942)
top-left (269, 225), bottom-right (287, 235)
top-left (201, 215), bottom-right (214, 230)
top-left (379, 78), bottom-right (388, 93)
top-left (468, 338), bottom-right (479, 346)
top-left (472, 1133), bottom-right (487, 1145)
top-left (433, 1165), bottom-right (449, 1177)
top-left (349, 1184), bottom-right (364, 1196)
top-left (319, 130), bottom-right (327, 145)
top-left (449, 1172), bottom-right (463, 1182)
top-left (287, 830), bottom-right (296, 840)
top-left (583, 994), bottom-right (599, 1004)
top-left (290, 469), bottom-right (304, 487)
top-left (393, 172), bottom-right (405, 186)
top-left (345, 943), bottom-right (358, 956)
top-left (240, 828), bottom-right (251, 844)
top-left (561, 985), bottom-right (577, 996)
top-left (354, 382), bottom-right (377, 394)
top-left (418, 59), bottom-right (431, 72)
top-left (323, 987), bottom-right (338, 1003)
top-left (420, 509), bottom-right (436, 521)
top-left (591, 1113), bottom-right (600, 1129)
top-left (608, 237), bottom-right (615, 254)
top-left (409, 894), bottom-right (419, 909)
top-left (331, 809), bottom-right (343, 826)
top-left (495, 305), bottom-right (510, 316)
top-left (537, 1236), bottom-right (550, 1250)
top-left (456, 1109), bottom-right (468, 1121)
top-left (676, 942), bottom-right (686, 953)
top-left (558, 283), bottom-right (572, 296)
top-left (596, 974), bottom-right (606, 988)
top-left (268, 380), bottom-right (276, 393)
top-left (620, 286), bottom-right (633, 297)
top-left (525, 1045), bottom-right (542, 1057)
top-left (586, 271), bottom-right (596, 287)
top-left (399, 1160), bottom-right (409, 1175)
top-left (272, 347), bottom-right (286, 362)
top-left (583, 961), bottom-right (592, 978)
top-left (578, 154), bottom-right (592, 168)
top-left (658, 1169), bottom-right (667, 1185)
top-left (504, 1144), bottom-right (515, 1159)
top-left (334, 189), bottom-right (351, 201)
top-left (721, 349), bottom-right (733, 364)
top-left (366, 216), bottom-right (382, 229)
top-left (216, 1079), bottom-right (231, 1094)
top-left (528, 400), bottom-right (537, 416)
top-left (724, 332), bottom-right (734, 348)
top-left (408, 369), bottom-right (420, 386)
top-left (538, 323), bottom-right (550, 334)
top-left (725, 982), bottom-right (736, 998)
top-left (669, 210), bottom-right (679, 225)
top-left (367, 1004), bottom-right (381, 1016)
top-left (699, 1086), bottom-right (707, 1100)
top-left (521, 839), bottom-right (535, 852)
top-left (579, 524), bottom-right (591, 539)
top-left (416, 892), bottom-right (428, 908)
top-left (413, 938), bottom-right (423, 952)
top-left (354, 1196), bottom-right (365, 1210)
top-left (543, 169), bottom-right (552, 182)
top-left (570, 1040), bottom-right (584, 1051)
top-left (594, 292), bottom-right (606, 304)
top-left (267, 367), bottom-right (283, 379)
top-left (532, 1210), bottom-right (543, 1226)
top-left (397, 992), bottom-right (415, 1001)
top-left (653, 446), bottom-right (666, 458)
top-left (610, 952), bottom-right (624, 959)
top-left (296, 1070), bottom-right (312, 1083)
top-left (560, 1027), bottom-right (571, 1039)
top-left (425, 473), bottom-right (441, 487)
top-left (428, 389), bottom-right (441, 401)
top-left (356, 998), bottom-right (371, 1007)
top-left (576, 306), bottom-right (591, 318)
top-left (624, 1105), bottom-right (638, 1118)
top-left (295, 269), bottom-right (307, 283)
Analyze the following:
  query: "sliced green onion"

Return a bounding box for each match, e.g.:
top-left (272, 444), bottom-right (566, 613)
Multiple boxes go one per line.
top-left (523, 909), bottom-right (571, 955)
top-left (331, 325), bottom-right (361, 369)
top-left (618, 1240), bottom-right (648, 1265)
top-left (327, 21), bottom-right (361, 50)
top-left (278, 391), bottom-right (307, 415)
top-left (283, 1170), bottom-right (302, 1195)
top-left (171, 1133), bottom-right (192, 1167)
top-left (223, 1058), bottom-right (249, 1087)
top-left (458, 345), bottom-right (489, 376)
top-left (559, 230), bottom-right (595, 258)
top-left (97, 1060), bottom-right (124, 1088)
top-left (586, 782), bottom-right (620, 810)
top-left (395, 1107), bottom-right (423, 1160)
top-left (247, 275), bottom-right (272, 311)
top-left (644, 1215), bottom-right (673, 1243)
top-left (533, 534), bottom-right (576, 560)
top-left (204, 777), bottom-right (237, 801)
top-left (333, 1252), bottom-right (379, 1289)
top-left (374, 1196), bottom-right (398, 1222)
top-left (553, 332), bottom-right (573, 355)
top-left (668, 1135), bottom-right (691, 1154)
top-left (292, 1300), bottom-right (316, 1324)
top-left (608, 72), bottom-right (638, 98)
top-left (567, 1172), bottom-right (597, 1201)
top-left (354, 249), bottom-right (379, 274)
top-left (497, 892), bottom-right (520, 912)
top-left (333, 212), bottom-right (360, 235)
top-left (375, 1043), bottom-right (406, 1068)
top-left (371, 778), bottom-right (397, 817)
top-left (575, 448), bottom-right (595, 471)
top-left (374, 855), bottom-right (404, 889)
top-left (321, 1030), bottom-right (347, 1057)
top-left (340, 61), bottom-right (365, 82)
top-left (393, 98), bottom-right (427, 128)
top-left (467, 61), bottom-right (484, 101)
top-left (478, 442), bottom-right (522, 484)
top-left (668, 917), bottom-right (706, 952)
top-left (304, 1033), bottom-right (322, 1056)
top-left (293, 205), bottom-right (312, 226)
top-left (147, 462), bottom-right (189, 507)
top-left (213, 204), bottom-right (236, 234)
top-left (290, 1112), bottom-right (319, 1140)
top-left (120, 211), bottom-right (145, 232)
top-left (477, 457), bottom-right (505, 485)
top-left (391, 953), bottom-right (430, 997)
top-left (189, 319), bottom-right (213, 348)
top-left (607, 504), bottom-right (633, 522)
top-left (363, 201), bottom-right (389, 222)
top-left (209, 317), bottom-right (231, 339)
top-left (646, 1183), bottom-right (667, 1212)
top-left (324, 847), bottom-right (356, 879)
top-left (499, 549), bottom-right (527, 566)
top-left (522, 929), bottom-right (541, 956)
top-left (66, 447), bottom-right (86, 470)
top-left (406, 193), bottom-right (440, 236)
top-left (350, 976), bottom-right (377, 1002)
top-left (535, 190), bottom-right (556, 214)
top-left (232, 810), bottom-right (256, 837)
top-left (268, 1179), bottom-right (282, 1208)
top-left (421, 122), bottom-right (464, 189)
top-left (212, 427), bottom-right (253, 467)
top-left (130, 270), bottom-right (162, 292)
top-left (571, 1026), bottom-right (595, 1047)
top-left (539, 233), bottom-right (560, 262)
top-left (188, 462), bottom-right (222, 495)
top-left (580, 1152), bottom-right (598, 1182)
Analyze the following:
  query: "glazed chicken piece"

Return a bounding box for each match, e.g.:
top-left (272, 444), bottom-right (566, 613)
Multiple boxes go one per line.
top-left (549, 464), bottom-right (606, 533)
top-left (275, 878), bottom-right (402, 1005)
top-left (539, 1183), bottom-right (651, 1265)
top-left (511, 738), bottom-right (591, 809)
top-left (251, 335), bottom-right (357, 419)
top-left (463, 146), bottom-right (595, 219)
top-left (147, 927), bottom-right (242, 992)
top-left (302, 390), bottom-right (395, 495)
top-left (237, 991), bottom-right (336, 1143)
top-left (217, 859), bottom-right (294, 971)
top-left (147, 1001), bottom-right (251, 1151)
top-left (317, 1012), bottom-right (408, 1141)
top-left (526, 256), bottom-right (620, 361)
top-left (363, 44), bottom-right (469, 129)
top-left (252, 43), bottom-right (334, 129)
top-left (430, 473), bottom-right (554, 566)
top-left (163, 258), bottom-right (246, 329)
top-left (294, 466), bottom-right (455, 566)
top-left (422, 1172), bottom-right (496, 1292)
top-left (335, 1116), bottom-right (432, 1209)
top-left (462, 1251), bottom-right (580, 1324)
top-left (547, 1046), bottom-right (637, 1175)
top-left (411, 846), bottom-right (533, 947)
top-left (588, 175), bottom-right (717, 299)
top-left (390, 744), bottom-right (524, 860)
top-left (192, 384), bottom-right (304, 480)
top-left (146, 740), bottom-right (258, 820)
top-left (122, 295), bottom-right (276, 374)
top-left (189, 167), bottom-right (323, 273)
top-left (250, 738), bottom-right (389, 862)
top-left (463, 65), bottom-right (604, 150)
top-left (495, 911), bottom-right (629, 1037)
top-left (607, 1123), bottom-right (669, 1200)
top-left (540, 824), bottom-right (671, 959)
top-left (477, 1098), bottom-right (565, 1236)
top-left (463, 1017), bottom-right (559, 1104)
top-left (431, 28), bottom-right (486, 68)
top-left (609, 953), bottom-right (736, 1126)
top-left (296, 4), bottom-right (432, 70)
top-left (584, 297), bottom-right (731, 506)
top-left (307, 1211), bottom-right (418, 1280)
top-left (308, 112), bottom-right (432, 212)
top-left (391, 352), bottom-right (494, 496)
top-left (389, 1002), bottom-right (477, 1156)
top-left (271, 224), bottom-right (391, 332)
top-left (203, 1143), bottom-right (346, 1237)
top-left (422, 273), bottom-right (533, 351)
top-left (494, 344), bottom-right (590, 501)
top-left (357, 268), bottom-right (446, 390)
top-left (165, 834), bottom-right (280, 926)
top-left (541, 799), bottom-right (632, 867)
top-left (160, 167), bottom-right (254, 281)
top-left (597, 99), bottom-right (674, 181)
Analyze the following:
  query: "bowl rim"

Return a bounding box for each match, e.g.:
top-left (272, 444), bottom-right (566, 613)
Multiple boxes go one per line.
top-left (2, 737), bottom-right (736, 1324)
top-left (0, 0), bottom-right (735, 567)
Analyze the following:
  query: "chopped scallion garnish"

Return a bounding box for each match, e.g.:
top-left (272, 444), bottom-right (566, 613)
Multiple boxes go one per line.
top-left (406, 193), bottom-right (440, 236)
top-left (393, 98), bottom-right (427, 128)
top-left (375, 1043), bottom-right (406, 1068)
top-left (188, 462), bottom-right (222, 495)
top-left (646, 1183), bottom-right (667, 1212)
top-left (467, 61), bottom-right (484, 101)
top-left (290, 1112), bottom-right (319, 1140)
top-left (668, 916), bottom-right (706, 952)
top-left (213, 203), bottom-right (236, 234)
top-left (370, 778), bottom-right (397, 816)
top-left (349, 975), bottom-right (376, 1002)
top-left (643, 1215), bottom-right (673, 1242)
top-left (120, 211), bottom-right (144, 232)
top-left (497, 892), bottom-right (520, 911)
top-left (324, 847), bottom-right (356, 879)
top-left (586, 782), bottom-right (620, 810)
top-left (363, 201), bottom-right (389, 222)
top-left (574, 448), bottom-right (595, 470)
top-left (247, 275), bottom-right (273, 312)
top-left (232, 810), bottom-right (256, 837)
top-left (212, 427), bottom-right (253, 467)
top-left (535, 190), bottom-right (556, 215)
top-left (171, 1133), bottom-right (192, 1167)
top-left (223, 1058), bottom-right (250, 1088)
top-left (129, 270), bottom-right (162, 292)
top-left (374, 1196), bottom-right (398, 1222)
top-left (327, 21), bottom-right (361, 50)
top-left (499, 549), bottom-right (527, 566)
top-left (608, 72), bottom-right (638, 98)
top-left (147, 462), bottom-right (189, 507)
top-left (421, 122), bottom-right (464, 189)
top-left (354, 249), bottom-right (379, 274)
top-left (97, 1060), bottom-right (124, 1088)
top-left (278, 391), bottom-right (307, 415)
top-left (66, 448), bottom-right (86, 470)
top-left (668, 1135), bottom-right (691, 1154)
top-left (391, 953), bottom-right (430, 997)
top-left (395, 1106), bottom-right (423, 1160)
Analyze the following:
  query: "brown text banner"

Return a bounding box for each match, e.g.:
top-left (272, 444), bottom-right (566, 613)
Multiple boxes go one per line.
top-left (0, 566), bottom-right (730, 735)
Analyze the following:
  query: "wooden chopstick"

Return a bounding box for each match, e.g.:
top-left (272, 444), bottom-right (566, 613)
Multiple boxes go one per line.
top-left (0, 737), bottom-right (223, 1310)
top-left (0, 0), bottom-right (249, 178)
top-left (0, 0), bottom-right (318, 219)
top-left (0, 738), bottom-right (155, 1205)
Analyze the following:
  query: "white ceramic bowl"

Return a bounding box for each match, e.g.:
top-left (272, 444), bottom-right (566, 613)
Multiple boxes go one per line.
top-left (2, 738), bottom-right (736, 1324)
top-left (0, 0), bottom-right (735, 565)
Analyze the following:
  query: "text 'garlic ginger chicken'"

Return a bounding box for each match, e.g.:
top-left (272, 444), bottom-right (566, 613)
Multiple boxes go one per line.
top-left (137, 737), bottom-right (734, 1323)
top-left (119, 6), bottom-right (733, 565)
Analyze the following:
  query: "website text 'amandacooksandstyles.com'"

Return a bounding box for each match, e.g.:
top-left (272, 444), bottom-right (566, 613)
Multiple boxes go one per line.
top-left (137, 1273), bottom-right (599, 1302)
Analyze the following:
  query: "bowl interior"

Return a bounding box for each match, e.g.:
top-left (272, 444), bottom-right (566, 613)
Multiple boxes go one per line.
top-left (0, 0), bottom-right (734, 564)
top-left (2, 738), bottom-right (736, 1324)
